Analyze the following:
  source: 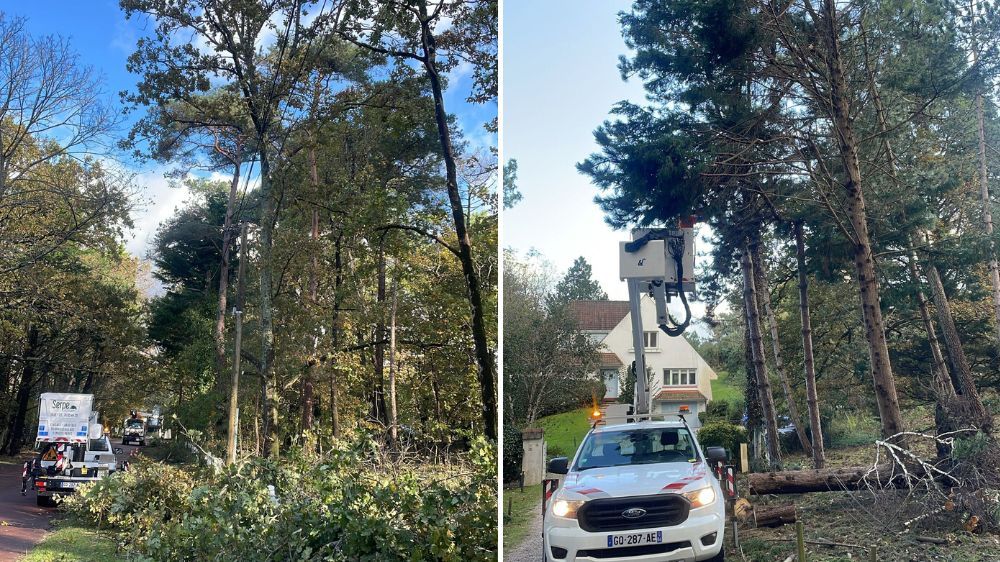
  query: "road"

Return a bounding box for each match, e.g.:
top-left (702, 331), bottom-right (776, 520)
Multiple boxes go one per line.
top-left (0, 442), bottom-right (140, 561)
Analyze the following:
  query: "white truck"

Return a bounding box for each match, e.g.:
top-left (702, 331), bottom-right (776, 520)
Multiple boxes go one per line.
top-left (26, 393), bottom-right (120, 506)
top-left (123, 413), bottom-right (146, 446)
top-left (543, 419), bottom-right (727, 561)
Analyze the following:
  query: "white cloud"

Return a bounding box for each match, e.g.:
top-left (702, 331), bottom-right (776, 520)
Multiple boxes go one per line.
top-left (124, 167), bottom-right (193, 261)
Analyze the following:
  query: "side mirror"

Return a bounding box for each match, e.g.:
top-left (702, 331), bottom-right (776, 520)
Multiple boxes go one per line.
top-left (705, 446), bottom-right (727, 464)
top-left (547, 457), bottom-right (569, 475)
top-left (113, 448), bottom-right (123, 455)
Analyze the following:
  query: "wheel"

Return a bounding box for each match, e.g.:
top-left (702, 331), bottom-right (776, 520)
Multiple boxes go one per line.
top-left (36, 495), bottom-right (53, 507)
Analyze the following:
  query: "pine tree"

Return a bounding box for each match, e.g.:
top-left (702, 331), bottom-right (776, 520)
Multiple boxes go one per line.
top-left (553, 257), bottom-right (608, 303)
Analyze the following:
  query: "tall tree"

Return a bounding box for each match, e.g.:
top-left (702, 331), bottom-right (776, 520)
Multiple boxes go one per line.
top-left (336, 0), bottom-right (499, 439)
top-left (553, 257), bottom-right (608, 303)
top-left (122, 0), bottom-right (336, 456)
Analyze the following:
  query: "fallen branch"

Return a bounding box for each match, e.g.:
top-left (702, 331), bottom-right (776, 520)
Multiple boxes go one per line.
top-left (915, 536), bottom-right (948, 545)
top-left (762, 537), bottom-right (862, 549)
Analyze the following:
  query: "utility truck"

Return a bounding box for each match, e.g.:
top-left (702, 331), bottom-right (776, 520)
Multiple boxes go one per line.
top-left (541, 224), bottom-right (728, 560)
top-left (25, 393), bottom-right (120, 506)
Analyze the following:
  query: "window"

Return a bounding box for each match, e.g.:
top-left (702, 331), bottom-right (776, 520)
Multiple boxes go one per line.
top-left (643, 331), bottom-right (658, 349)
top-left (574, 427), bottom-right (698, 469)
top-left (664, 368), bottom-right (696, 386)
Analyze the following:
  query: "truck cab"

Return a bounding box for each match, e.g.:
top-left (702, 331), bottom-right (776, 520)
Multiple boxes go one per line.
top-left (543, 420), bottom-right (726, 562)
top-left (123, 417), bottom-right (146, 446)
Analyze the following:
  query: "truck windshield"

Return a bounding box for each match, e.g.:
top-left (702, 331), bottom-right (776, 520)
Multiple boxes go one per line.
top-left (126, 420), bottom-right (143, 428)
top-left (89, 438), bottom-right (110, 452)
top-left (574, 427), bottom-right (698, 470)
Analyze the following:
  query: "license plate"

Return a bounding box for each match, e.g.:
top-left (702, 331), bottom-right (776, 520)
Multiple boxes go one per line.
top-left (607, 530), bottom-right (662, 548)
top-left (61, 482), bottom-right (79, 489)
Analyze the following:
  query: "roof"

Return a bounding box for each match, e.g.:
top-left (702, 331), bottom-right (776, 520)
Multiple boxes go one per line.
top-left (654, 389), bottom-right (709, 402)
top-left (598, 352), bottom-right (623, 367)
top-left (568, 300), bottom-right (630, 331)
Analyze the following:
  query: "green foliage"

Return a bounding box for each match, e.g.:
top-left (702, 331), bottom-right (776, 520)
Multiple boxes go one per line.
top-left (697, 421), bottom-right (747, 457)
top-left (552, 257), bottom-right (608, 303)
top-left (828, 413), bottom-right (881, 449)
top-left (503, 425), bottom-right (523, 483)
top-left (503, 159), bottom-right (521, 209)
top-left (951, 432), bottom-right (991, 461)
top-left (21, 516), bottom-right (118, 562)
top-left (65, 437), bottom-right (498, 561)
top-left (504, 251), bottom-right (601, 425)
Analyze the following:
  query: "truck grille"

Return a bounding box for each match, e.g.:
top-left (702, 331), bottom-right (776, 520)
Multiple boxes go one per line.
top-left (577, 541), bottom-right (691, 559)
top-left (577, 494), bottom-right (689, 532)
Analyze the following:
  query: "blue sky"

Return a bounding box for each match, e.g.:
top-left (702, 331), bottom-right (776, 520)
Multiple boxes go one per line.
top-left (1, 0), bottom-right (495, 267)
top-left (502, 0), bottom-right (646, 300)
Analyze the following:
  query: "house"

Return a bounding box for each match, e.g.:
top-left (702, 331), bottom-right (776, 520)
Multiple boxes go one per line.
top-left (568, 297), bottom-right (718, 428)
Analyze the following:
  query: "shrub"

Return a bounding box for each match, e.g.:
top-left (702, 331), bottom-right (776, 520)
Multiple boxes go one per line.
top-left (64, 436), bottom-right (498, 561)
top-left (697, 421), bottom-right (747, 457)
top-left (503, 425), bottom-right (523, 483)
top-left (952, 431), bottom-right (991, 461)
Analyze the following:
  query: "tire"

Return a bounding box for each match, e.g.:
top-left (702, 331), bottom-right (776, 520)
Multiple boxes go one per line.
top-left (36, 495), bottom-right (52, 507)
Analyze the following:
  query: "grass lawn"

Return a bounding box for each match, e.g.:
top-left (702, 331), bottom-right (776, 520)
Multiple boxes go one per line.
top-left (536, 407), bottom-right (593, 459)
top-left (502, 484), bottom-right (541, 555)
top-left (21, 517), bottom-right (118, 562)
top-left (709, 370), bottom-right (742, 403)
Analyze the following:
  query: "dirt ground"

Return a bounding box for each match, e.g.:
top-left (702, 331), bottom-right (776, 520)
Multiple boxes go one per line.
top-left (724, 424), bottom-right (1000, 562)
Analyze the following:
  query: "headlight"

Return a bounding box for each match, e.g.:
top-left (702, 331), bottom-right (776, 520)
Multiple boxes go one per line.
top-left (552, 499), bottom-right (585, 518)
top-left (683, 486), bottom-right (716, 508)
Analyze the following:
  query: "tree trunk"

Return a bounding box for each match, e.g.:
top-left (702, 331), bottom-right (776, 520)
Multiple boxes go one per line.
top-left (925, 261), bottom-right (991, 430)
top-left (754, 504), bottom-right (797, 528)
top-left (751, 236), bottom-right (812, 455)
top-left (301, 207), bottom-right (319, 443)
top-left (821, 0), bottom-right (903, 437)
top-left (388, 270), bottom-right (399, 445)
top-left (372, 244), bottom-right (388, 425)
top-left (744, 310), bottom-right (763, 462)
top-left (419, 9), bottom-right (496, 440)
top-left (258, 150), bottom-right (279, 458)
top-left (330, 232), bottom-right (342, 438)
top-left (214, 158), bottom-right (242, 397)
top-left (861, 33), bottom-right (953, 402)
top-left (741, 241), bottom-right (781, 468)
top-left (5, 324), bottom-right (38, 455)
top-left (794, 222), bottom-right (825, 469)
top-left (749, 463), bottom-right (928, 495)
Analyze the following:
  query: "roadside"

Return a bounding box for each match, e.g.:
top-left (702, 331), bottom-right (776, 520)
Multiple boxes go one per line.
top-left (0, 442), bottom-right (142, 561)
top-left (19, 516), bottom-right (117, 562)
top-left (503, 483), bottom-right (541, 555)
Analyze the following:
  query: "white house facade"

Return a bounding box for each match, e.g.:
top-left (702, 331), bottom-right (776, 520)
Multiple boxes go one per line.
top-left (569, 297), bottom-right (717, 428)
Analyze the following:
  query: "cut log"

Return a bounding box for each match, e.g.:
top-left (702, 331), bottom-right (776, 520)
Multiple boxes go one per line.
top-left (734, 498), bottom-right (754, 523)
top-left (748, 463), bottom-right (928, 495)
top-left (755, 504), bottom-right (796, 528)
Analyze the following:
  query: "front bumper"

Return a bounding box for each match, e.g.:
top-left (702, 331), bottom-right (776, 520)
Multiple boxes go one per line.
top-left (544, 507), bottom-right (724, 562)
